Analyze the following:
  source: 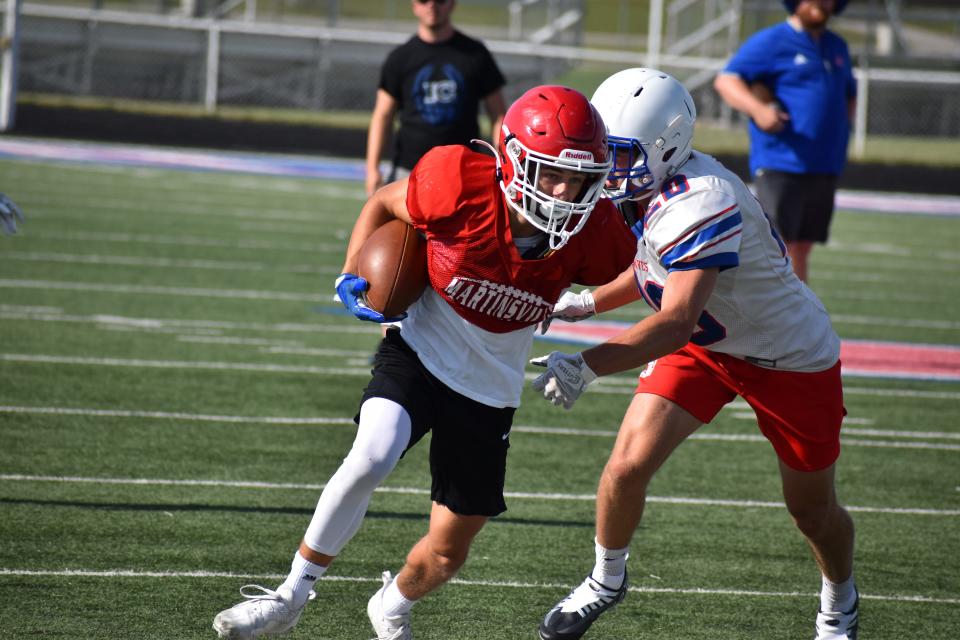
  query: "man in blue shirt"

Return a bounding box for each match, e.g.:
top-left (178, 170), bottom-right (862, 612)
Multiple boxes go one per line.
top-left (714, 0), bottom-right (856, 282)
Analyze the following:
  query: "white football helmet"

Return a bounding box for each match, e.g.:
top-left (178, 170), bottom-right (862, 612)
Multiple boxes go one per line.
top-left (590, 68), bottom-right (696, 202)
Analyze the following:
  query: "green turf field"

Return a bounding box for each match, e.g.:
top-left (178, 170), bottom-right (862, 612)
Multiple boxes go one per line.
top-left (1, 157), bottom-right (958, 639)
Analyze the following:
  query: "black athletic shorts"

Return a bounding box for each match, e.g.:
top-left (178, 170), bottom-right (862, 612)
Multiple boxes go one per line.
top-left (356, 328), bottom-right (514, 517)
top-left (754, 169), bottom-right (838, 243)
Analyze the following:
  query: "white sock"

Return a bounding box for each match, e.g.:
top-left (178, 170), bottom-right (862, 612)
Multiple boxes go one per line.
top-left (820, 574), bottom-right (857, 613)
top-left (591, 537), bottom-right (629, 590)
top-left (280, 551), bottom-right (327, 608)
top-left (381, 576), bottom-right (416, 618)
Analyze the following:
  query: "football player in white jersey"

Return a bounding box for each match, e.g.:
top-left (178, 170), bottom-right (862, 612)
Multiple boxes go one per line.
top-left (532, 69), bottom-right (858, 640)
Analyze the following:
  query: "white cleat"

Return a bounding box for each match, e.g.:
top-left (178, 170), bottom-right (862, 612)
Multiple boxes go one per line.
top-left (814, 592), bottom-right (859, 640)
top-left (367, 571), bottom-right (413, 640)
top-left (213, 585), bottom-right (314, 639)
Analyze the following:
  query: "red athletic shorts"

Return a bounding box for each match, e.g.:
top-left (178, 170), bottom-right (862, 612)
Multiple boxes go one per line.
top-left (635, 344), bottom-right (845, 472)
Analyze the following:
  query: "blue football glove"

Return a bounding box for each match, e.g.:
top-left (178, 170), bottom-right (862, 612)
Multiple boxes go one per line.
top-left (0, 193), bottom-right (24, 235)
top-left (335, 273), bottom-right (407, 323)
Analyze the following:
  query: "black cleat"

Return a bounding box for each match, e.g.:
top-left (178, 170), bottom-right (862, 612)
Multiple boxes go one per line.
top-left (539, 572), bottom-right (627, 640)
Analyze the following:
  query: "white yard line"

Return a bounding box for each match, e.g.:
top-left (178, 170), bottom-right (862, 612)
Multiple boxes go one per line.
top-left (2, 306), bottom-right (958, 397)
top-left (7, 402), bottom-right (954, 451)
top-left (817, 289), bottom-right (943, 304)
top-left (0, 567), bottom-right (960, 604)
top-left (0, 473), bottom-right (957, 517)
top-left (1, 405), bottom-right (956, 445)
top-left (591, 381), bottom-right (960, 400)
top-left (175, 335), bottom-right (306, 347)
top-left (830, 314), bottom-right (960, 331)
top-left (4, 398), bottom-right (952, 451)
top-left (33, 230), bottom-right (347, 252)
top-left (0, 354), bottom-right (371, 376)
top-left (8, 251), bottom-right (952, 303)
top-left (5, 352), bottom-right (960, 408)
top-left (841, 386), bottom-right (960, 400)
top-left (731, 412), bottom-right (874, 426)
top-left (0, 277), bottom-right (933, 328)
top-left (21, 196), bottom-right (350, 222)
top-left (4, 251), bottom-right (331, 275)
top-left (0, 567), bottom-right (955, 605)
top-left (840, 427), bottom-right (960, 440)
top-left (2, 343), bottom-right (959, 402)
top-left (0, 306), bottom-right (379, 334)
top-left (0, 406), bottom-right (354, 424)
top-left (0, 279), bottom-right (325, 302)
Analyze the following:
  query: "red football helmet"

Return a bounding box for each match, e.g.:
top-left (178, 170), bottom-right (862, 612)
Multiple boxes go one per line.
top-left (497, 86), bottom-right (612, 249)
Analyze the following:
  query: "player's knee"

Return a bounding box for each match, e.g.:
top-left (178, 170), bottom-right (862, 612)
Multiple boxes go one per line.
top-left (341, 449), bottom-right (399, 490)
top-left (425, 541), bottom-right (470, 577)
top-left (603, 453), bottom-right (655, 488)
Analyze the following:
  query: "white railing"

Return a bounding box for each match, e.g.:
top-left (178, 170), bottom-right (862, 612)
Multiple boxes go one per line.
top-left (3, 1), bottom-right (959, 153)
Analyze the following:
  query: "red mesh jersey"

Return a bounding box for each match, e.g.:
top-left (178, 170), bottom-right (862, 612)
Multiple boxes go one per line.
top-left (407, 145), bottom-right (636, 334)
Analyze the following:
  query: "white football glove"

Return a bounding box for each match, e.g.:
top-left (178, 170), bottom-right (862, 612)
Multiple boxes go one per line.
top-left (0, 193), bottom-right (24, 235)
top-left (539, 289), bottom-right (596, 335)
top-left (530, 351), bottom-right (597, 410)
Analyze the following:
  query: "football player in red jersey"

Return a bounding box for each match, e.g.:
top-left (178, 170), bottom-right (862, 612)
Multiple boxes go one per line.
top-left (212, 86), bottom-right (637, 640)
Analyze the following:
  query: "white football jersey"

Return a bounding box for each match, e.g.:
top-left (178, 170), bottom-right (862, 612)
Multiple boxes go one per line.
top-left (631, 152), bottom-right (839, 372)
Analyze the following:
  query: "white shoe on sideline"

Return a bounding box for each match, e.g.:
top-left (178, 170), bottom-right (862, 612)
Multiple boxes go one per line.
top-left (367, 571), bottom-right (412, 640)
top-left (213, 585), bottom-right (314, 639)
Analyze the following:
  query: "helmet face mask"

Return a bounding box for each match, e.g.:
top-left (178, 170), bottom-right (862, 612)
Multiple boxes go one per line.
top-left (607, 135), bottom-right (653, 202)
top-left (591, 68), bottom-right (697, 203)
top-left (498, 86), bottom-right (613, 250)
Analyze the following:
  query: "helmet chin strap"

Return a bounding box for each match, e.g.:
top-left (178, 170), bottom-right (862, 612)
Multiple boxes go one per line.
top-left (629, 191), bottom-right (655, 205)
top-left (472, 139), bottom-right (503, 182)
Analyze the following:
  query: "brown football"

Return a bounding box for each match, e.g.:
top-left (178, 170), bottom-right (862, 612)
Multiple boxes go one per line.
top-left (357, 218), bottom-right (428, 317)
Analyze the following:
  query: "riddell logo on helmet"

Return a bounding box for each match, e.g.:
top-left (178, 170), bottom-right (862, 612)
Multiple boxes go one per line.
top-left (559, 149), bottom-right (594, 161)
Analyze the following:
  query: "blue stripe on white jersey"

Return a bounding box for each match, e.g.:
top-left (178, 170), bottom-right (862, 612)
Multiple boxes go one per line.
top-left (660, 209), bottom-right (742, 269)
top-left (670, 251), bottom-right (740, 271)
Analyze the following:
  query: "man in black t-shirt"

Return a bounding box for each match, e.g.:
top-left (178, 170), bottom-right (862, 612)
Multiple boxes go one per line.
top-left (364, 0), bottom-right (507, 196)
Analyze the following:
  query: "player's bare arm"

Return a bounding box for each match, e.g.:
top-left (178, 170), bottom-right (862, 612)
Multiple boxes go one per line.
top-left (341, 178), bottom-right (412, 275)
top-left (592, 266), bottom-right (644, 314)
top-left (540, 266), bottom-right (641, 334)
top-left (531, 268), bottom-right (718, 411)
top-left (483, 89), bottom-right (507, 147)
top-left (365, 89), bottom-right (399, 196)
top-left (583, 267), bottom-right (719, 377)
